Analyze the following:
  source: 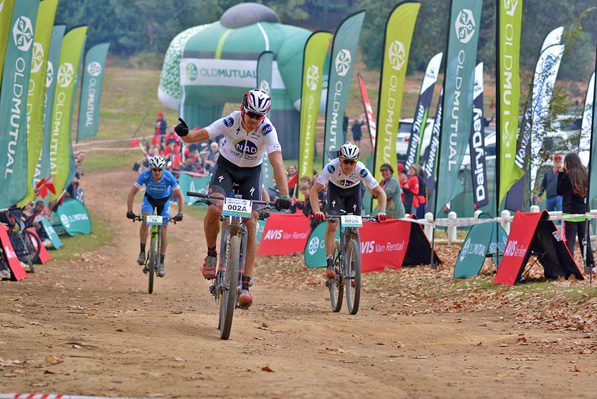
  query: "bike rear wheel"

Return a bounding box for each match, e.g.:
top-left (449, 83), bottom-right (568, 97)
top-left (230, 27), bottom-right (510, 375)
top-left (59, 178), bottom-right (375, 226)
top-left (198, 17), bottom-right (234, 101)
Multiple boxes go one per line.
top-left (147, 234), bottom-right (157, 294)
top-left (24, 230), bottom-right (42, 262)
top-left (345, 238), bottom-right (361, 315)
top-left (329, 239), bottom-right (343, 312)
top-left (219, 234), bottom-right (240, 340)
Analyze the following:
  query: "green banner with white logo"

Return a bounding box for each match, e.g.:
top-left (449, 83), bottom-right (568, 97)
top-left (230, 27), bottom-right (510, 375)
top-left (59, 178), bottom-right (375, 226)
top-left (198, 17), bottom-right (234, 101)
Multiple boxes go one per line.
top-left (37, 25), bottom-right (66, 191)
top-left (0, 0), bottom-right (16, 87)
top-left (18, 0), bottom-right (59, 206)
top-left (40, 217), bottom-right (62, 249)
top-left (498, 0), bottom-right (523, 207)
top-left (179, 171), bottom-right (211, 205)
top-left (298, 31), bottom-right (332, 182)
top-left (304, 221), bottom-right (340, 268)
top-left (49, 25), bottom-right (87, 200)
top-left (435, 0), bottom-right (482, 215)
top-left (56, 198), bottom-right (91, 236)
top-left (373, 1), bottom-right (420, 184)
top-left (323, 10), bottom-right (366, 161)
top-left (256, 51), bottom-right (275, 193)
top-left (0, 0), bottom-right (40, 209)
top-left (76, 42), bottom-right (110, 142)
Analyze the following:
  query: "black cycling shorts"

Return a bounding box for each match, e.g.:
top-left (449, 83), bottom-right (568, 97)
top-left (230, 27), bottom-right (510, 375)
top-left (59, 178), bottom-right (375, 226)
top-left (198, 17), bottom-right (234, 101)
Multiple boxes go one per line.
top-left (209, 155), bottom-right (262, 201)
top-left (326, 182), bottom-right (361, 216)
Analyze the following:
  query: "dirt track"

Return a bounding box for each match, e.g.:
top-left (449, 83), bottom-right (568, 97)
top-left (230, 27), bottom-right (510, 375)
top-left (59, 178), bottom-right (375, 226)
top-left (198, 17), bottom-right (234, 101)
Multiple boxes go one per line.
top-left (1, 167), bottom-right (596, 399)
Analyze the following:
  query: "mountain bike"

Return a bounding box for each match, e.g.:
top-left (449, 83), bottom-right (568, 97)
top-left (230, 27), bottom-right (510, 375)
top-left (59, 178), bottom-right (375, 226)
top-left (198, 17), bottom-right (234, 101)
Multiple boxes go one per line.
top-left (130, 213), bottom-right (178, 294)
top-left (325, 214), bottom-right (376, 315)
top-left (187, 191), bottom-right (274, 340)
top-left (1, 210), bottom-right (41, 273)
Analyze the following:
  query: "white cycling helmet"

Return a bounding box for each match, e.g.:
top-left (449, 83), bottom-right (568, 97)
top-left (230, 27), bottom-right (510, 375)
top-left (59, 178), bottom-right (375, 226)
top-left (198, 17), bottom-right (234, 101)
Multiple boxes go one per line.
top-left (149, 155), bottom-right (166, 170)
top-left (339, 143), bottom-right (360, 161)
top-left (242, 89), bottom-right (271, 115)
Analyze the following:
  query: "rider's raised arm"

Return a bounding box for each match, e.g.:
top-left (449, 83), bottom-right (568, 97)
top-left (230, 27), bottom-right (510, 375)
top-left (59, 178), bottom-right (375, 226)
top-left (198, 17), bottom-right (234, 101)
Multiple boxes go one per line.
top-left (309, 181), bottom-right (325, 213)
top-left (181, 127), bottom-right (209, 143)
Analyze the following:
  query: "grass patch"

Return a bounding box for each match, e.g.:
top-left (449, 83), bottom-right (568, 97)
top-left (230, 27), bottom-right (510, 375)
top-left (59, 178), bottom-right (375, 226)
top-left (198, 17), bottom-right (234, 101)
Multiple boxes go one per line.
top-left (49, 209), bottom-right (113, 261)
top-left (83, 150), bottom-right (141, 173)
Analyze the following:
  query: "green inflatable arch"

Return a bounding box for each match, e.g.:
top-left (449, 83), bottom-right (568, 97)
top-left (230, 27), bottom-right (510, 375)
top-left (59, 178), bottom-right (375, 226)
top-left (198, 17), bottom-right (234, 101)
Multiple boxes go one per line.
top-left (158, 3), bottom-right (314, 158)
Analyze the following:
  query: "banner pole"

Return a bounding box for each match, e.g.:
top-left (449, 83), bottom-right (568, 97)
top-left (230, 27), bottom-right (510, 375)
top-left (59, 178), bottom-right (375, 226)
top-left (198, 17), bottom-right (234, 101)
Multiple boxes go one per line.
top-left (495, 0), bottom-right (502, 269)
top-left (585, 46), bottom-right (597, 283)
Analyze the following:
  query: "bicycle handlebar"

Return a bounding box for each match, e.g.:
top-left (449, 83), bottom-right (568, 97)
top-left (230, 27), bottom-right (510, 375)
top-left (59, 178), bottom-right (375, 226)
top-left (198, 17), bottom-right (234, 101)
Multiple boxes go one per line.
top-left (130, 214), bottom-right (179, 224)
top-left (325, 214), bottom-right (378, 223)
top-left (186, 191), bottom-right (277, 209)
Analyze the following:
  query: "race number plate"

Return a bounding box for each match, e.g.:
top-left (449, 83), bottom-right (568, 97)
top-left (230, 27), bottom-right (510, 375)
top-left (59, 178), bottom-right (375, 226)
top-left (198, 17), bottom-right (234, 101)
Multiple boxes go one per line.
top-left (222, 198), bottom-right (252, 219)
top-left (341, 215), bottom-right (363, 228)
top-left (146, 215), bottom-right (163, 225)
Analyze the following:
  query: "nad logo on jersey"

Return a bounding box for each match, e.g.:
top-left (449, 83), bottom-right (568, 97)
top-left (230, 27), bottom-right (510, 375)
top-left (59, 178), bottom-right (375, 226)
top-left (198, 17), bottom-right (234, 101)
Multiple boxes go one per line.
top-left (327, 164), bottom-right (336, 174)
top-left (263, 124), bottom-right (273, 135)
top-left (360, 169), bottom-right (368, 178)
top-left (224, 117), bottom-right (234, 127)
top-left (234, 139), bottom-right (259, 155)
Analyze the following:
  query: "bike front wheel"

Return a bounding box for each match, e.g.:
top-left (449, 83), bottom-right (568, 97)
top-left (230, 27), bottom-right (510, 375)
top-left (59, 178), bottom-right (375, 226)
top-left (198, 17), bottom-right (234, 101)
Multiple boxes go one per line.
top-left (329, 240), bottom-right (343, 313)
top-left (219, 235), bottom-right (240, 340)
top-left (147, 235), bottom-right (156, 294)
top-left (345, 238), bottom-right (361, 315)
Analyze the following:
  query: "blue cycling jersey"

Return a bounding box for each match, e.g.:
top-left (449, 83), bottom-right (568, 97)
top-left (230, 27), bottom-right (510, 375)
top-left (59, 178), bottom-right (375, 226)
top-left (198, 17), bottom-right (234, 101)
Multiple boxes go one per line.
top-left (134, 169), bottom-right (179, 199)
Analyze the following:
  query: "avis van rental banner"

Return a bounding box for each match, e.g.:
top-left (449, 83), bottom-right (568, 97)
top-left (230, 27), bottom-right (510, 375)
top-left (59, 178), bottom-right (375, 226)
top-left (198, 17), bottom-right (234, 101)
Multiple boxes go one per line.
top-left (323, 11), bottom-right (366, 160)
top-left (19, 0), bottom-right (60, 206)
top-left (37, 25), bottom-right (66, 191)
top-left (404, 52), bottom-right (442, 169)
top-left (257, 214), bottom-right (311, 256)
top-left (49, 26), bottom-right (88, 200)
top-left (0, 0), bottom-right (16, 86)
top-left (498, 0), bottom-right (523, 207)
top-left (0, 0), bottom-right (40, 209)
top-left (298, 31), bottom-right (332, 182)
top-left (374, 1), bottom-right (420, 183)
top-left (359, 219), bottom-right (411, 273)
top-left (434, 0), bottom-right (482, 215)
top-left (256, 51), bottom-right (275, 192)
top-left (76, 42), bottom-right (110, 142)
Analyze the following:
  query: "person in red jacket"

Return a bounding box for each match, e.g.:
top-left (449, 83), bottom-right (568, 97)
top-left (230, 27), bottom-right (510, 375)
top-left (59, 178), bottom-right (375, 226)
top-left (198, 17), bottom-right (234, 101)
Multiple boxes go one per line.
top-left (400, 164), bottom-right (419, 215)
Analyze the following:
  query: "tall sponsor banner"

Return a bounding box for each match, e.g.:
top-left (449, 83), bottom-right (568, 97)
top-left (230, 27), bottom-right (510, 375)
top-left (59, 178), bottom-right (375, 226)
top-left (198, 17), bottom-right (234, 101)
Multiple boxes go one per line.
top-left (0, 0), bottom-right (16, 86)
top-left (588, 52), bottom-right (597, 209)
top-left (423, 88), bottom-right (443, 212)
top-left (256, 51), bottom-right (275, 191)
top-left (298, 31), bottom-right (332, 182)
top-left (541, 26), bottom-right (564, 53)
top-left (527, 44), bottom-right (565, 193)
top-left (404, 52), bottom-right (443, 169)
top-left (38, 25), bottom-right (66, 188)
top-left (323, 10), bottom-right (366, 160)
top-left (76, 42), bottom-right (110, 142)
top-left (49, 26), bottom-right (87, 200)
top-left (19, 0), bottom-right (59, 206)
top-left (357, 73), bottom-right (376, 152)
top-left (579, 72), bottom-right (595, 167)
top-left (470, 63), bottom-right (488, 209)
top-left (497, 0), bottom-right (523, 208)
top-left (434, 0), bottom-right (482, 214)
top-left (0, 0), bottom-right (40, 209)
top-left (374, 1), bottom-right (421, 184)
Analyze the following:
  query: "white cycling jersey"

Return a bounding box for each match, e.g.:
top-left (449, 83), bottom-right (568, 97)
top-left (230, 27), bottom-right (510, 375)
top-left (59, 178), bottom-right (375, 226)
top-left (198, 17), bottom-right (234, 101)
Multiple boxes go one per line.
top-left (316, 158), bottom-right (379, 190)
top-left (205, 111), bottom-right (282, 168)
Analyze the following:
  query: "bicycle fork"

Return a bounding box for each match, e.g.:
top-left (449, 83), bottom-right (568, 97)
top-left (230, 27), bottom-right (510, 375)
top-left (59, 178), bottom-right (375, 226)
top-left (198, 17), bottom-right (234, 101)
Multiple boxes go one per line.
top-left (211, 222), bottom-right (248, 300)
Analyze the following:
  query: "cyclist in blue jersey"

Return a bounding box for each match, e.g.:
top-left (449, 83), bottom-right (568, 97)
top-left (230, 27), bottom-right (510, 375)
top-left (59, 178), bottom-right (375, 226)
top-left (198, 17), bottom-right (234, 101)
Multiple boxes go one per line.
top-left (174, 89), bottom-right (291, 308)
top-left (127, 155), bottom-right (184, 277)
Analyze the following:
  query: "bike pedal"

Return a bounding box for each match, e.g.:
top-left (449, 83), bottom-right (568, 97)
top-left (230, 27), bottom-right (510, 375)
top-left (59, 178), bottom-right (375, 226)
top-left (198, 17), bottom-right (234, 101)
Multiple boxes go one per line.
top-left (142, 267), bottom-right (148, 274)
top-left (325, 280), bottom-right (331, 288)
top-left (236, 304), bottom-right (250, 310)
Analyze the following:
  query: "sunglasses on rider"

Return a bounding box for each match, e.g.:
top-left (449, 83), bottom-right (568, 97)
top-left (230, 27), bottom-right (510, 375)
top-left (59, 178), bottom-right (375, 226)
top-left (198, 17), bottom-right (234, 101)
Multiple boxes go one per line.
top-left (245, 110), bottom-right (265, 120)
top-left (152, 168), bottom-right (163, 172)
top-left (340, 159), bottom-right (356, 166)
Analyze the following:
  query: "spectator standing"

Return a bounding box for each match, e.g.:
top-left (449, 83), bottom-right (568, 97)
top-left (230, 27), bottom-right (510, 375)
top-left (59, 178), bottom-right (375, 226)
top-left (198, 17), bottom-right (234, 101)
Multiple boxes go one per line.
top-left (379, 163), bottom-right (405, 219)
top-left (556, 152), bottom-right (595, 274)
top-left (287, 164), bottom-right (298, 197)
top-left (416, 168), bottom-right (427, 219)
top-left (342, 114), bottom-right (349, 143)
top-left (401, 164), bottom-right (420, 215)
top-left (537, 154), bottom-right (563, 211)
top-left (351, 117), bottom-right (364, 146)
top-left (155, 112), bottom-right (167, 143)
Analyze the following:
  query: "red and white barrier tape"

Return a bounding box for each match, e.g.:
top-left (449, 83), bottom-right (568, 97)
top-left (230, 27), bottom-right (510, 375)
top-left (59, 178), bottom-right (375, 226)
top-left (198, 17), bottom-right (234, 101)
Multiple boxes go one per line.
top-left (73, 135), bottom-right (152, 147)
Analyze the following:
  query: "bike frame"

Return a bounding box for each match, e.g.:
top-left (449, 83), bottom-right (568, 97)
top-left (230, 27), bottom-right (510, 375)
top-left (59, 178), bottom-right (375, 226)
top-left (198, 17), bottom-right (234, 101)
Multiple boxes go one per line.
top-left (215, 215), bottom-right (248, 300)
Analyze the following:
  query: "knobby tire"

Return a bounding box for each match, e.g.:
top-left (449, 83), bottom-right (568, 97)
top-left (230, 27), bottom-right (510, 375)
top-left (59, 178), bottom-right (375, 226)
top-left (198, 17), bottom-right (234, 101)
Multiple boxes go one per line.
top-left (345, 238), bottom-right (361, 315)
top-left (220, 234), bottom-right (240, 340)
top-left (148, 232), bottom-right (156, 294)
top-left (330, 239), bottom-right (343, 312)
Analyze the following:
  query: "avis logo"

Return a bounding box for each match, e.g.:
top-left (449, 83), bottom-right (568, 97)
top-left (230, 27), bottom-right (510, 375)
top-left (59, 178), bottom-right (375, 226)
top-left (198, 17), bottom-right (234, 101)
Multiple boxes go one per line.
top-left (46, 61), bottom-right (54, 88)
top-left (87, 61), bottom-right (102, 77)
top-left (361, 240), bottom-right (375, 254)
top-left (186, 63), bottom-right (198, 81)
top-left (335, 49), bottom-right (352, 77)
top-left (388, 40), bottom-right (405, 71)
top-left (31, 43), bottom-right (44, 73)
top-left (455, 9), bottom-right (476, 44)
top-left (13, 16), bottom-right (33, 52)
top-left (57, 63), bottom-right (74, 88)
top-left (264, 229), bottom-right (283, 240)
top-left (306, 65), bottom-right (319, 91)
top-left (234, 139), bottom-right (258, 155)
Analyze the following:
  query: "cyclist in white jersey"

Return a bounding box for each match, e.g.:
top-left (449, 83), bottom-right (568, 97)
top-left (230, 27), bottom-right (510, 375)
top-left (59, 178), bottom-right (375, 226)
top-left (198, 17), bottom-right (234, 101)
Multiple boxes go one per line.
top-left (309, 143), bottom-right (387, 279)
top-left (174, 89), bottom-right (291, 307)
